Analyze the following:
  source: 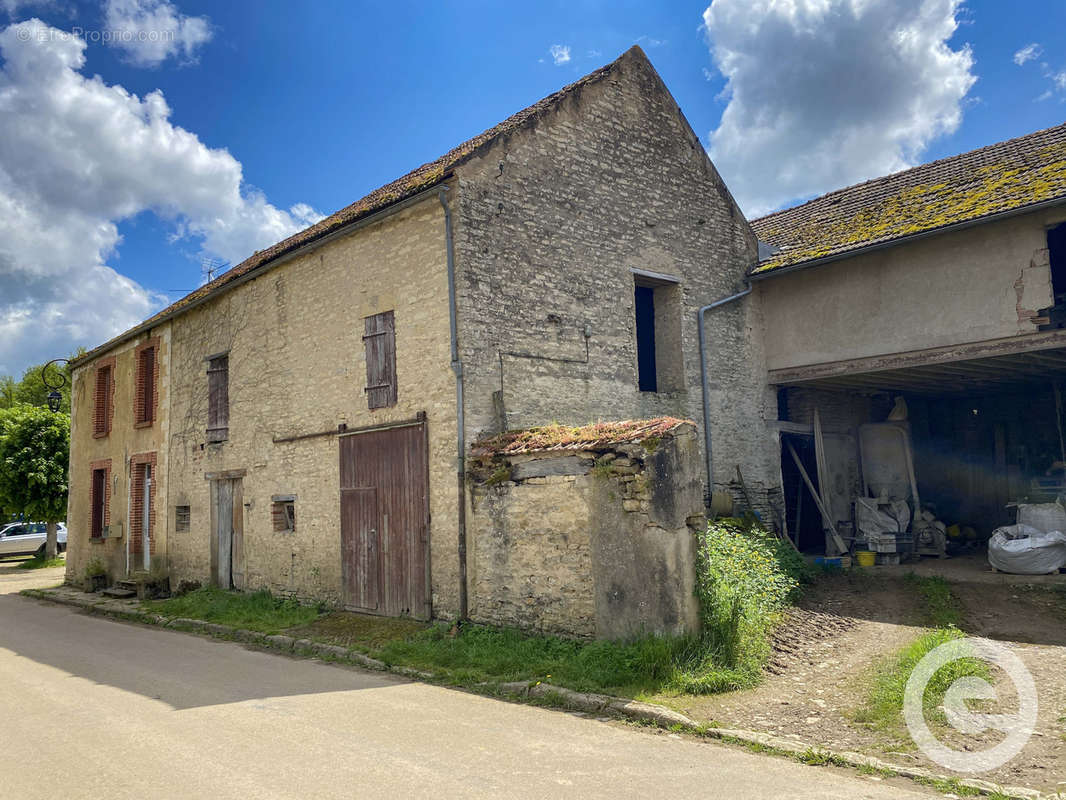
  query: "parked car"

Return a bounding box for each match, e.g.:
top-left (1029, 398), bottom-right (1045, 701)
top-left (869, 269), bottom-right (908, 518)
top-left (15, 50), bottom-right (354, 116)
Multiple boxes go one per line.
top-left (0, 522), bottom-right (67, 558)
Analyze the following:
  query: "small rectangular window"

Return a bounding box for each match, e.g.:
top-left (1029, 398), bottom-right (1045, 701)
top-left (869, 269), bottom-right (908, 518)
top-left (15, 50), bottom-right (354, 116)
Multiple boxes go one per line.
top-left (635, 286), bottom-right (657, 392)
top-left (207, 354), bottom-right (229, 442)
top-left (90, 467), bottom-right (107, 539)
top-left (363, 310), bottom-right (397, 409)
top-left (175, 505), bottom-right (190, 532)
top-left (134, 343), bottom-right (156, 426)
top-left (272, 499), bottom-right (295, 533)
top-left (93, 364), bottom-right (113, 437)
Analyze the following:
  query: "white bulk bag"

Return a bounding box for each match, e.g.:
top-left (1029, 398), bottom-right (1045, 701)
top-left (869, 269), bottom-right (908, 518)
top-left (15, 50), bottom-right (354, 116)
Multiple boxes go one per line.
top-left (988, 523), bottom-right (1066, 575)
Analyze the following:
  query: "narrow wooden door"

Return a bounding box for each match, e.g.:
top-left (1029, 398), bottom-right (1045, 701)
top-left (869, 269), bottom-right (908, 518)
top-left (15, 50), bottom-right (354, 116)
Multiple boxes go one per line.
top-left (214, 478), bottom-right (244, 589)
top-left (339, 423), bottom-right (429, 619)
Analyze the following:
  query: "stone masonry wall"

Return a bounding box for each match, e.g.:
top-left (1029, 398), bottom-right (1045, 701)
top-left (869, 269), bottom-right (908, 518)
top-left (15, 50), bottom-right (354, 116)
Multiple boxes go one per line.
top-left (164, 199), bottom-right (461, 616)
top-left (450, 46), bottom-right (780, 516)
top-left (467, 424), bottom-right (704, 639)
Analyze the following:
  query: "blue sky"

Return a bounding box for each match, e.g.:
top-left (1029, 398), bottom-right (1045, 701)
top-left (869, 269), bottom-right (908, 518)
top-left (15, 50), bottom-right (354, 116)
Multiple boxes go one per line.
top-left (0, 0), bottom-right (1064, 375)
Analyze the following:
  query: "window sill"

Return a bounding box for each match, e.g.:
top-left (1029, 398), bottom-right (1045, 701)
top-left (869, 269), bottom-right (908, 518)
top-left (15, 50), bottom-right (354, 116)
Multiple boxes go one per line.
top-left (92, 432), bottom-right (110, 440)
top-left (134, 420), bottom-right (155, 430)
top-left (89, 536), bottom-right (106, 544)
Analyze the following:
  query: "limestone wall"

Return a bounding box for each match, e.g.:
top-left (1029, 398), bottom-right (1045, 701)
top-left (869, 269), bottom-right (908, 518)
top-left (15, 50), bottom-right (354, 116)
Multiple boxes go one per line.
top-left (467, 423), bottom-right (704, 639)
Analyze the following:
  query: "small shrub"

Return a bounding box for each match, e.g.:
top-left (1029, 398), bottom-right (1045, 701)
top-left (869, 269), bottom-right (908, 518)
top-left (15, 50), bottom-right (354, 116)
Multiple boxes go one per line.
top-left (85, 558), bottom-right (106, 578)
top-left (693, 518), bottom-right (800, 675)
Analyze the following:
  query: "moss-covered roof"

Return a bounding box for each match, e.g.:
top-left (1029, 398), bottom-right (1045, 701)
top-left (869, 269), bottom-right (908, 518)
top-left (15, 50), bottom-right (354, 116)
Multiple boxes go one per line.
top-left (471, 417), bottom-right (692, 457)
top-left (751, 122), bottom-right (1066, 274)
top-left (75, 46), bottom-right (649, 367)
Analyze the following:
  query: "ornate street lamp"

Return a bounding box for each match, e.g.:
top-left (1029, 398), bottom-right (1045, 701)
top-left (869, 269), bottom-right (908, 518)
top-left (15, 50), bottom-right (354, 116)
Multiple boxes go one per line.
top-left (42, 358), bottom-right (70, 413)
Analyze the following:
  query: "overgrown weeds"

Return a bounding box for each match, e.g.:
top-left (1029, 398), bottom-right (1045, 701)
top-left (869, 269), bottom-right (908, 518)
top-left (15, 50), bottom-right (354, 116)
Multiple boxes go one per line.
top-left (145, 587), bottom-right (322, 634)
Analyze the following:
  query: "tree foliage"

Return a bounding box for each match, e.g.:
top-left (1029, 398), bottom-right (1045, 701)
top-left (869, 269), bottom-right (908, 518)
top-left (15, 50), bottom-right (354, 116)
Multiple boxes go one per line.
top-left (0, 348), bottom-right (85, 414)
top-left (0, 405), bottom-right (70, 523)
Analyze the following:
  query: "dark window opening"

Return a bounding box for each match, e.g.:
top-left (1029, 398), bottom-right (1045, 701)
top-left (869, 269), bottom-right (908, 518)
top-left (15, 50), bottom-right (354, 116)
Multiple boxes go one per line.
top-left (90, 468), bottom-right (107, 539)
top-left (635, 285), bottom-right (657, 392)
top-left (175, 505), bottom-right (190, 532)
top-left (1049, 222), bottom-right (1066, 303)
top-left (207, 354), bottom-right (229, 443)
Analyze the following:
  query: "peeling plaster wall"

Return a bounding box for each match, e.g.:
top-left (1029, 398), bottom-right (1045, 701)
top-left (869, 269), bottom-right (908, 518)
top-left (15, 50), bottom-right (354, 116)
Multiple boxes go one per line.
top-left (759, 209), bottom-right (1065, 372)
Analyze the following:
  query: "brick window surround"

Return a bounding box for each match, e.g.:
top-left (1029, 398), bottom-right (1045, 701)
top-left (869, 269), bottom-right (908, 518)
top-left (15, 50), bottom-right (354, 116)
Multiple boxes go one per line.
top-left (92, 357), bottom-right (116, 439)
top-left (89, 458), bottom-right (112, 539)
top-left (133, 338), bottom-right (160, 428)
top-left (129, 452), bottom-right (158, 557)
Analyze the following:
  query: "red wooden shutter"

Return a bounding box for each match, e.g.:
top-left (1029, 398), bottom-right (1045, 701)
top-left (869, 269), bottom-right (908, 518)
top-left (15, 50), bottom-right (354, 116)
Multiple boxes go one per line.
top-left (207, 355), bottom-right (229, 442)
top-left (93, 365), bottom-right (112, 437)
top-left (135, 346), bottom-right (156, 425)
top-left (363, 311), bottom-right (397, 409)
top-left (90, 468), bottom-right (106, 538)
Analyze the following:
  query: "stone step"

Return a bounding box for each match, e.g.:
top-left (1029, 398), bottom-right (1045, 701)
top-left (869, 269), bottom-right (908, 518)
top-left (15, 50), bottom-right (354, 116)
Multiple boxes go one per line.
top-left (101, 586), bottom-right (137, 599)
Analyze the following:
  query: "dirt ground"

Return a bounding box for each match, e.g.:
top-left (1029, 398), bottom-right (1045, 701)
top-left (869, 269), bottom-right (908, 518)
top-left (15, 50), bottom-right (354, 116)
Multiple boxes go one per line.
top-left (660, 560), bottom-right (1066, 795)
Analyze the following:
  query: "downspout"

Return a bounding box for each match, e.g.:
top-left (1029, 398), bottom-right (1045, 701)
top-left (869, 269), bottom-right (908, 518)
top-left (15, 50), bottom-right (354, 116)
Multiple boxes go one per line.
top-left (697, 282), bottom-right (753, 503)
top-left (438, 187), bottom-right (468, 620)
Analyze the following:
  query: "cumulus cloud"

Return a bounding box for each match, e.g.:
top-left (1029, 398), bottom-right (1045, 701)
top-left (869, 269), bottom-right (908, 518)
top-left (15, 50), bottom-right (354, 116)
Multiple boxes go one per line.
top-left (0, 19), bottom-right (323, 373)
top-left (703, 0), bottom-right (976, 216)
top-left (1013, 43), bottom-right (1042, 66)
top-left (549, 44), bottom-right (570, 65)
top-left (103, 0), bottom-right (211, 66)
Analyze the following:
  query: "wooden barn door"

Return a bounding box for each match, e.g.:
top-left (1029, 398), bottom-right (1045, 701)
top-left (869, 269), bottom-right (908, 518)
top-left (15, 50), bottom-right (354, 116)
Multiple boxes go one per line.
top-left (339, 422), bottom-right (429, 619)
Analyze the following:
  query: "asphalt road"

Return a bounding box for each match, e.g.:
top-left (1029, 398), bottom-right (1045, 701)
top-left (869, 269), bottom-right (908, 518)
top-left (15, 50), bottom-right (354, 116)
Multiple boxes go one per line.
top-left (0, 564), bottom-right (933, 799)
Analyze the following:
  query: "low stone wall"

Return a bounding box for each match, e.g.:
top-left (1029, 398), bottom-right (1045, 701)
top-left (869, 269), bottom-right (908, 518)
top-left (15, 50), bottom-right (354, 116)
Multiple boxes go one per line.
top-left (467, 422), bottom-right (704, 639)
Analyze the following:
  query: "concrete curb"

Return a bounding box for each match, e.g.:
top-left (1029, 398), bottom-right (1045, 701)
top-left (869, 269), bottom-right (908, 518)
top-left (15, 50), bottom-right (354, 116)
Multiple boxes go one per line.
top-left (21, 587), bottom-right (1054, 800)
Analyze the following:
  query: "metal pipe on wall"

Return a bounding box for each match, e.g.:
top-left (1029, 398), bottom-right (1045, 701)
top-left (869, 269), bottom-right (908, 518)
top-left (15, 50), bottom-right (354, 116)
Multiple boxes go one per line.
top-left (438, 187), bottom-right (469, 620)
top-left (697, 283), bottom-right (753, 502)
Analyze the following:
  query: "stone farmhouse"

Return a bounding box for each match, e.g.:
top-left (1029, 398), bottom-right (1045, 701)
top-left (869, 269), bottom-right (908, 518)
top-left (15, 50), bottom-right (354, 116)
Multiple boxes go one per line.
top-left (64, 44), bottom-right (1066, 637)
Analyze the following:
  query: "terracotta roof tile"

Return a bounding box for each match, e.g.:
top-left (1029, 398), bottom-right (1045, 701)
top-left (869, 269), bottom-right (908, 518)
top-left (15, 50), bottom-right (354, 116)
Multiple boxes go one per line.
top-left (751, 121), bottom-right (1066, 274)
top-left (471, 417), bottom-right (693, 457)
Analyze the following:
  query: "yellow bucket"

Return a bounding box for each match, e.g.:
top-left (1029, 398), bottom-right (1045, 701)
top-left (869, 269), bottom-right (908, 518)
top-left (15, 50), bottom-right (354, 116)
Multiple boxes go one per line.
top-left (856, 550), bottom-right (876, 567)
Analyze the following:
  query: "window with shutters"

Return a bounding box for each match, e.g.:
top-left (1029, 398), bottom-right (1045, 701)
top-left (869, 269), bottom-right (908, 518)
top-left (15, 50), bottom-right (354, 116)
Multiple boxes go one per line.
top-left (134, 339), bottom-right (158, 427)
top-left (92, 359), bottom-right (115, 438)
top-left (89, 460), bottom-right (111, 539)
top-left (175, 505), bottom-right (190, 532)
top-left (206, 354), bottom-right (229, 443)
top-left (363, 310), bottom-right (397, 409)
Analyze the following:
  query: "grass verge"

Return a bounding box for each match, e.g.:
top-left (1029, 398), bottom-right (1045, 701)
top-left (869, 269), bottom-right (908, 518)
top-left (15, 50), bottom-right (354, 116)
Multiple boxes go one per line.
top-left (852, 575), bottom-right (987, 743)
top-left (16, 554), bottom-right (65, 570)
top-left (145, 587), bottom-right (322, 634)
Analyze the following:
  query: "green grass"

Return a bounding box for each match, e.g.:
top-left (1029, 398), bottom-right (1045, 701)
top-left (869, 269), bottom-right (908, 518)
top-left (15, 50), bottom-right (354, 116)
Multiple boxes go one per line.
top-left (145, 587), bottom-right (322, 634)
top-left (372, 622), bottom-right (762, 697)
top-left (852, 627), bottom-right (989, 739)
top-left (15, 554), bottom-right (65, 570)
top-left (903, 573), bottom-right (961, 627)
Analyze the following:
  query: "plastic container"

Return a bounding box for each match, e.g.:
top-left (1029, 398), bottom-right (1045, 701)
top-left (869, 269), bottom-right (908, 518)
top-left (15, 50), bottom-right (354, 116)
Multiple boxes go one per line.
top-left (856, 550), bottom-right (876, 567)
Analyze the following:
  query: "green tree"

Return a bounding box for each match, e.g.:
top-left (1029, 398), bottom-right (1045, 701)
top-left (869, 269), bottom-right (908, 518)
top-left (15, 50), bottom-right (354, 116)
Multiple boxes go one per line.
top-left (0, 348), bottom-right (85, 413)
top-left (0, 405), bottom-right (70, 558)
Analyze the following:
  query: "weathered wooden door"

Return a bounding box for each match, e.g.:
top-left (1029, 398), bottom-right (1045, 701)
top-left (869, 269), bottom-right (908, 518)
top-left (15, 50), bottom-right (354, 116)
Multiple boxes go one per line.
top-left (339, 423), bottom-right (429, 619)
top-left (213, 478), bottom-right (244, 590)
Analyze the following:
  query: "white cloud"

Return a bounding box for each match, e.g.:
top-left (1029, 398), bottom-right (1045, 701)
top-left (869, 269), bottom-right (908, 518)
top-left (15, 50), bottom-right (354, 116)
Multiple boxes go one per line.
top-left (1013, 43), bottom-right (1042, 66)
top-left (103, 0), bottom-right (211, 67)
top-left (549, 44), bottom-right (570, 65)
top-left (703, 0), bottom-right (976, 216)
top-left (0, 19), bottom-right (323, 374)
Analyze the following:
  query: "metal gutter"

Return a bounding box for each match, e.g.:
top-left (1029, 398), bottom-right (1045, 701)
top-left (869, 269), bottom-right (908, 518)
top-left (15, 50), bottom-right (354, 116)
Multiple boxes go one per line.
top-left (438, 187), bottom-right (469, 621)
top-left (71, 183), bottom-right (448, 369)
top-left (750, 195), bottom-right (1066, 282)
top-left (697, 283), bottom-right (753, 500)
